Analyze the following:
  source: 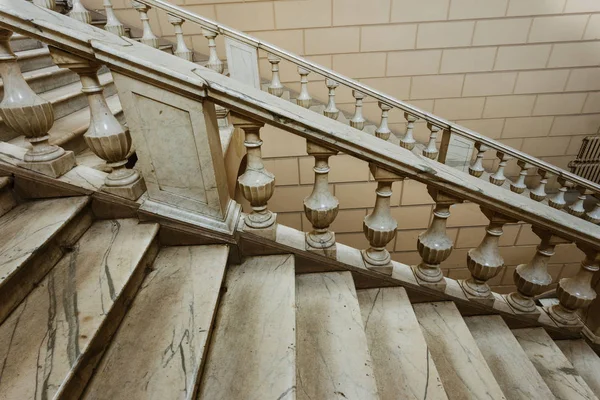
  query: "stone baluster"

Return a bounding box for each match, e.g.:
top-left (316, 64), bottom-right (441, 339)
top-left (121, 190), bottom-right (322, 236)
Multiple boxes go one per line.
top-left (0, 30), bottom-right (75, 178)
top-left (202, 28), bottom-right (224, 74)
top-left (530, 169), bottom-right (548, 202)
top-left (69, 0), bottom-right (92, 24)
top-left (303, 141), bottom-right (339, 257)
top-left (296, 67), bottom-right (311, 108)
top-left (423, 123), bottom-right (439, 160)
top-left (350, 90), bottom-right (366, 130)
top-left (168, 15), bottom-right (193, 62)
top-left (103, 0), bottom-right (126, 36)
top-left (132, 1), bottom-right (159, 49)
top-left (585, 201), bottom-right (600, 224)
top-left (362, 164), bottom-right (404, 276)
top-left (469, 142), bottom-right (489, 178)
top-left (33, 0), bottom-right (56, 10)
top-left (568, 186), bottom-right (587, 217)
top-left (50, 48), bottom-right (146, 199)
top-left (399, 113), bottom-right (416, 150)
top-left (460, 208), bottom-right (517, 306)
top-left (267, 54), bottom-right (283, 97)
top-left (375, 102), bottom-right (392, 141)
top-left (489, 151), bottom-right (511, 186)
top-left (548, 245), bottom-right (599, 326)
top-left (506, 227), bottom-right (563, 315)
top-left (323, 79), bottom-right (339, 120)
top-left (510, 160), bottom-right (531, 194)
top-left (549, 178), bottom-right (568, 210)
top-left (233, 114), bottom-right (277, 238)
top-left (414, 188), bottom-right (463, 290)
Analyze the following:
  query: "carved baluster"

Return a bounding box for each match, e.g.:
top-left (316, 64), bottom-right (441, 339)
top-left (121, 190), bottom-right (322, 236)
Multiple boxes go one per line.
top-left (548, 245), bottom-right (599, 326)
top-left (362, 164), bottom-right (403, 276)
top-left (350, 90), bottom-right (365, 130)
top-left (549, 178), bottom-right (568, 210)
top-left (506, 228), bottom-right (563, 315)
top-left (33, 0), bottom-right (56, 10)
top-left (568, 186), bottom-right (587, 217)
top-left (423, 123), bottom-right (439, 160)
top-left (132, 1), bottom-right (159, 49)
top-left (267, 54), bottom-right (283, 97)
top-left (530, 169), bottom-right (548, 202)
top-left (296, 67), bottom-right (311, 108)
top-left (203, 28), bottom-right (224, 74)
top-left (323, 79), bottom-right (339, 120)
top-left (168, 15), bottom-right (193, 61)
top-left (0, 31), bottom-right (75, 178)
top-left (400, 113), bottom-right (417, 150)
top-left (69, 0), bottom-right (92, 24)
top-left (304, 141), bottom-right (339, 257)
top-left (489, 152), bottom-right (511, 186)
top-left (469, 142), bottom-right (489, 178)
top-left (460, 208), bottom-right (517, 305)
top-left (375, 102), bottom-right (392, 141)
top-left (50, 48), bottom-right (146, 199)
top-left (103, 0), bottom-right (125, 36)
top-left (233, 114), bottom-right (277, 238)
top-left (585, 201), bottom-right (600, 224)
top-left (414, 188), bottom-right (463, 290)
top-left (511, 160), bottom-right (531, 194)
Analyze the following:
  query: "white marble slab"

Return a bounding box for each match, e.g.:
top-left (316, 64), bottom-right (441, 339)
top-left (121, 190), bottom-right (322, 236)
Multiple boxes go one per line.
top-left (357, 287), bottom-right (448, 400)
top-left (556, 340), bottom-right (600, 397)
top-left (198, 254), bottom-right (296, 400)
top-left (514, 328), bottom-right (598, 400)
top-left (83, 245), bottom-right (228, 400)
top-left (0, 218), bottom-right (158, 400)
top-left (413, 302), bottom-right (507, 400)
top-left (465, 315), bottom-right (555, 400)
top-left (297, 271), bottom-right (379, 400)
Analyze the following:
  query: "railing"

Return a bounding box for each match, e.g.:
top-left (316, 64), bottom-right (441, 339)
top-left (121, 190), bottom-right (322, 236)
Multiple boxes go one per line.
top-left (1, 0), bottom-right (600, 337)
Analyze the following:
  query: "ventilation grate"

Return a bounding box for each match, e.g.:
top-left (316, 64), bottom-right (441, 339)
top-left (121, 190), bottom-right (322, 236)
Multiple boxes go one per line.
top-left (568, 135), bottom-right (600, 184)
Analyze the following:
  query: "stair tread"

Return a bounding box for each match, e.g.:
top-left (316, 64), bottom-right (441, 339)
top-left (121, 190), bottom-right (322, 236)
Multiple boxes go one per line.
top-left (513, 328), bottom-right (598, 400)
top-left (357, 287), bottom-right (448, 400)
top-left (0, 65), bottom-right (63, 90)
top-left (83, 245), bottom-right (228, 400)
top-left (0, 219), bottom-right (158, 400)
top-left (464, 315), bottom-right (555, 400)
top-left (0, 176), bottom-right (15, 218)
top-left (15, 46), bottom-right (49, 60)
top-left (36, 71), bottom-right (112, 105)
top-left (556, 340), bottom-right (600, 397)
top-left (198, 254), bottom-right (296, 400)
top-left (413, 301), bottom-right (507, 400)
top-left (297, 271), bottom-right (379, 400)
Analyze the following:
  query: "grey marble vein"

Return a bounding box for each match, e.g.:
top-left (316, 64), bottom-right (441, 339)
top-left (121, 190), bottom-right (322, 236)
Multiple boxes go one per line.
top-left (556, 339), bottom-right (600, 397)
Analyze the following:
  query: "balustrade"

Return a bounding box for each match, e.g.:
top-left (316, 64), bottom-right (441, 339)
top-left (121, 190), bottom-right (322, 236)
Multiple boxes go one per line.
top-left (530, 169), bottom-right (548, 202)
top-left (469, 142), bottom-right (489, 178)
top-left (169, 15), bottom-right (192, 61)
top-left (586, 202), bottom-right (600, 224)
top-left (375, 102), bottom-right (392, 141)
top-left (267, 54), bottom-right (283, 98)
top-left (33, 0), bottom-right (55, 10)
top-left (132, 1), bottom-right (159, 49)
top-left (489, 152), bottom-right (510, 186)
top-left (549, 178), bottom-right (568, 209)
top-left (323, 79), bottom-right (339, 120)
top-left (350, 90), bottom-right (365, 130)
top-left (510, 160), bottom-right (531, 194)
top-left (399, 113), bottom-right (416, 150)
top-left (103, 0), bottom-right (126, 37)
top-left (202, 29), bottom-right (223, 74)
top-left (296, 67), bottom-right (311, 109)
top-left (423, 123), bottom-right (439, 160)
top-left (69, 0), bottom-right (92, 24)
top-left (568, 186), bottom-right (587, 217)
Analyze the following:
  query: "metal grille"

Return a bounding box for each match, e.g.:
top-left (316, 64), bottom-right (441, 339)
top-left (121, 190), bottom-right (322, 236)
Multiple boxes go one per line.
top-left (569, 135), bottom-right (600, 184)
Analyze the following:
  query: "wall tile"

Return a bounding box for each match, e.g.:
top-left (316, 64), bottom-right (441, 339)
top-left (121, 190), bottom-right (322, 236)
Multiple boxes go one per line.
top-left (528, 15), bottom-right (589, 43)
top-left (494, 44), bottom-right (552, 70)
top-left (277, 212), bottom-right (303, 231)
top-left (417, 21), bottom-right (475, 49)
top-left (533, 93), bottom-right (587, 115)
top-left (473, 18), bottom-right (532, 46)
top-left (401, 179), bottom-right (435, 205)
top-left (583, 14), bottom-right (600, 39)
top-left (299, 154), bottom-right (370, 184)
top-left (410, 74), bottom-right (465, 99)
top-left (361, 24), bottom-right (417, 52)
top-left (264, 158), bottom-right (299, 186)
top-left (462, 72), bottom-right (517, 96)
top-left (335, 182), bottom-right (401, 208)
top-left (333, 53), bottom-right (387, 78)
top-left (448, 0), bottom-right (508, 20)
top-left (305, 27), bottom-right (359, 55)
top-left (330, 209), bottom-right (368, 233)
top-left (252, 29), bottom-right (304, 56)
top-left (455, 118), bottom-right (505, 139)
top-left (215, 2), bottom-right (274, 31)
top-left (261, 125), bottom-right (307, 158)
top-left (502, 116), bottom-right (554, 138)
top-left (440, 47), bottom-right (497, 73)
top-left (521, 136), bottom-right (571, 156)
top-left (583, 92), bottom-right (600, 113)
top-left (387, 50), bottom-right (442, 76)
top-left (550, 114), bottom-right (600, 135)
top-left (566, 134), bottom-right (590, 154)
top-left (565, 67), bottom-right (600, 91)
top-left (506, 0), bottom-right (566, 16)
top-left (483, 95), bottom-right (537, 118)
top-left (390, 0), bottom-right (450, 22)
top-left (269, 185), bottom-right (314, 212)
top-left (274, 0), bottom-right (332, 29)
top-left (360, 77), bottom-right (412, 100)
top-left (333, 0), bottom-right (391, 25)
top-left (564, 0), bottom-right (600, 13)
top-left (434, 97), bottom-right (486, 119)
top-left (390, 205), bottom-right (433, 229)
top-left (548, 42), bottom-right (600, 68)
top-left (514, 69), bottom-right (570, 94)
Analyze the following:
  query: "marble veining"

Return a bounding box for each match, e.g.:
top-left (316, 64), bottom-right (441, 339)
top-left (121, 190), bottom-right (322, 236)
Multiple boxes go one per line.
top-left (413, 302), bottom-right (507, 400)
top-left (84, 245), bottom-right (228, 400)
top-left (0, 218), bottom-right (158, 400)
top-left (514, 328), bottom-right (598, 400)
top-left (296, 271), bottom-right (379, 400)
top-left (556, 339), bottom-right (600, 396)
top-left (357, 287), bottom-right (447, 400)
top-left (198, 254), bottom-right (296, 400)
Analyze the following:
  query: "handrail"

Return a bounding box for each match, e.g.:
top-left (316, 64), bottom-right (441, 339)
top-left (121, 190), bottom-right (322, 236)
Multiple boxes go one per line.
top-left (135, 0), bottom-right (600, 195)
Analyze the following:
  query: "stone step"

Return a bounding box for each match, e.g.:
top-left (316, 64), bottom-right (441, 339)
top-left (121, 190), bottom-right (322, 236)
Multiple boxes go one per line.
top-left (513, 328), bottom-right (598, 400)
top-left (556, 339), bottom-right (600, 397)
top-left (198, 254), bottom-right (296, 400)
top-left (357, 286), bottom-right (448, 400)
top-left (83, 245), bottom-right (228, 400)
top-left (0, 196), bottom-right (92, 325)
top-left (464, 315), bottom-right (554, 400)
top-left (0, 176), bottom-right (16, 217)
top-left (297, 271), bottom-right (379, 400)
top-left (16, 46), bottom-right (54, 73)
top-left (0, 65), bottom-right (80, 99)
top-left (90, 19), bottom-right (132, 38)
top-left (0, 218), bottom-right (159, 400)
top-left (413, 301), bottom-right (507, 400)
top-left (10, 33), bottom-right (43, 52)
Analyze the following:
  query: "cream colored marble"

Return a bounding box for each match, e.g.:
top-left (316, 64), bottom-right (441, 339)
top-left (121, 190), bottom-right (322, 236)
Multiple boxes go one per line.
top-left (357, 287), bottom-right (448, 400)
top-left (513, 328), bottom-right (598, 400)
top-left (198, 254), bottom-right (295, 400)
top-left (84, 245), bottom-right (228, 400)
top-left (0, 219), bottom-right (158, 400)
top-left (556, 339), bottom-right (600, 396)
top-left (464, 315), bottom-right (555, 400)
top-left (0, 176), bottom-right (16, 217)
top-left (413, 302), bottom-right (507, 400)
top-left (297, 271), bottom-right (379, 400)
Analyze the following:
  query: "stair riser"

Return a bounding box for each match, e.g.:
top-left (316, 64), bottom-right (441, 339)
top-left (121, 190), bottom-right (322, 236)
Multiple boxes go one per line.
top-left (0, 178), bottom-right (17, 218)
top-left (10, 36), bottom-right (42, 52)
top-left (0, 69), bottom-right (80, 99)
top-left (17, 51), bottom-right (54, 73)
top-left (51, 81), bottom-right (117, 120)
